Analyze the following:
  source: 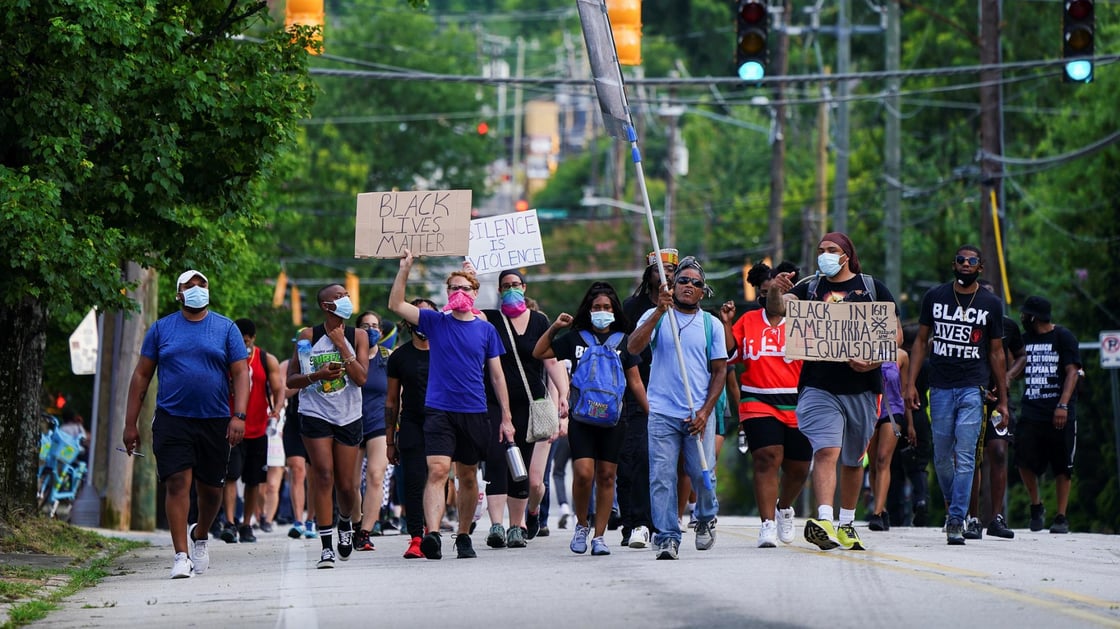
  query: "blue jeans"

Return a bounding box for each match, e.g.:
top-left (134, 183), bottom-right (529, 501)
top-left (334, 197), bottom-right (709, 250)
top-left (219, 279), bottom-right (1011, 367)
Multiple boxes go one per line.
top-left (647, 412), bottom-right (718, 544)
top-left (929, 387), bottom-right (983, 522)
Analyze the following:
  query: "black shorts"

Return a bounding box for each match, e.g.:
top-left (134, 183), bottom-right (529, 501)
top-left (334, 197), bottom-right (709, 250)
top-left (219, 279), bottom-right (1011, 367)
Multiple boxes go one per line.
top-left (225, 439), bottom-right (244, 481)
top-left (239, 436), bottom-right (269, 486)
top-left (151, 409), bottom-right (230, 486)
top-left (567, 418), bottom-right (625, 464)
top-left (300, 414), bottom-right (363, 447)
top-left (1015, 419), bottom-right (1076, 478)
top-left (283, 412), bottom-right (308, 461)
top-left (424, 407), bottom-right (489, 466)
top-left (741, 416), bottom-right (813, 462)
top-left (361, 428), bottom-right (387, 448)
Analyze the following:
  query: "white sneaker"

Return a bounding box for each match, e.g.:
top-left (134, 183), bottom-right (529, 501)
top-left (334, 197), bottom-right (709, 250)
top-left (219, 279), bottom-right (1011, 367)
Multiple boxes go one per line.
top-left (758, 520), bottom-right (778, 548)
top-left (775, 505), bottom-right (795, 544)
top-left (170, 552), bottom-right (193, 579)
top-left (628, 525), bottom-right (651, 549)
top-left (188, 523), bottom-right (209, 574)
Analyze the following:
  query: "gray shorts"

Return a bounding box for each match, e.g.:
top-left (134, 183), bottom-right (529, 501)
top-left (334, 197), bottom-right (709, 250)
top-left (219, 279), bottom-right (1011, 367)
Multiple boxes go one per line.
top-left (795, 387), bottom-right (877, 467)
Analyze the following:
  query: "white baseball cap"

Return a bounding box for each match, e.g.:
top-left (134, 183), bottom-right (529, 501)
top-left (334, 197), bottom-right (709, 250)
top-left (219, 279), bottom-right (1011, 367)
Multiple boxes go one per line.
top-left (176, 269), bottom-right (208, 289)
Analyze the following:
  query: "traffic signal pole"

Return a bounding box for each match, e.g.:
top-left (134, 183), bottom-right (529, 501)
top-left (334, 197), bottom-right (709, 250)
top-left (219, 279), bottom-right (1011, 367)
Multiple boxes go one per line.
top-left (979, 0), bottom-right (1006, 302)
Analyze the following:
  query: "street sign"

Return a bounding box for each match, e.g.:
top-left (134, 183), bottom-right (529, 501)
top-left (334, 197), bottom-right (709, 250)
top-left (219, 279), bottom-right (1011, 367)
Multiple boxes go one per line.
top-left (1100, 330), bottom-right (1120, 368)
top-left (69, 309), bottom-right (98, 375)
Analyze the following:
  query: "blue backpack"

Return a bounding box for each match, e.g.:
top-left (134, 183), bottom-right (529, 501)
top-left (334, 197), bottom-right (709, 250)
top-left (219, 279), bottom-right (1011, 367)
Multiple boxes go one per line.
top-left (569, 330), bottom-right (627, 427)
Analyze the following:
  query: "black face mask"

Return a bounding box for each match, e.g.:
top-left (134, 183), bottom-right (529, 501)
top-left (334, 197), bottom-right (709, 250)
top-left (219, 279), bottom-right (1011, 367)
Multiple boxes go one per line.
top-left (408, 324), bottom-right (427, 341)
top-left (757, 295), bottom-right (767, 308)
top-left (954, 269), bottom-right (979, 287)
top-left (672, 295), bottom-right (700, 312)
top-left (1020, 315), bottom-right (1035, 331)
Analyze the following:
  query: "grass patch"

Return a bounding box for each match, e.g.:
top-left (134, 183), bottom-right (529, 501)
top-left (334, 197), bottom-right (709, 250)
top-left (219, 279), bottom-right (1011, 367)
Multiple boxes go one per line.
top-left (0, 512), bottom-right (146, 628)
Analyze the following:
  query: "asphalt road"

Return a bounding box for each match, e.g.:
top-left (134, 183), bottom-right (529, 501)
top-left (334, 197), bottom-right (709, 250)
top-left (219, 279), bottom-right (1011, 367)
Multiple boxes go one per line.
top-left (32, 516), bottom-right (1120, 629)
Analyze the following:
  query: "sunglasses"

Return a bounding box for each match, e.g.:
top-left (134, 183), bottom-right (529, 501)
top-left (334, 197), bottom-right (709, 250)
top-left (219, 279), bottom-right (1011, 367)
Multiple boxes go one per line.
top-left (955, 255), bottom-right (980, 266)
top-left (447, 285), bottom-right (473, 292)
top-left (676, 276), bottom-right (705, 289)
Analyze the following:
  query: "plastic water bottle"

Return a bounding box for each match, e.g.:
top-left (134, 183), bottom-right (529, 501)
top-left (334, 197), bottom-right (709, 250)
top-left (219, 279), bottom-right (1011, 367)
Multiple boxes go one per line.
top-left (296, 339), bottom-right (313, 375)
top-left (506, 444), bottom-right (528, 482)
top-left (990, 410), bottom-right (1008, 436)
top-left (737, 429), bottom-right (749, 454)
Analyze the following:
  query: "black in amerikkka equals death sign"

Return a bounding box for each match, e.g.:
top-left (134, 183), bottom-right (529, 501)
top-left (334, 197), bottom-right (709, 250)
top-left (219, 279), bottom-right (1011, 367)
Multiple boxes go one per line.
top-left (785, 301), bottom-right (897, 362)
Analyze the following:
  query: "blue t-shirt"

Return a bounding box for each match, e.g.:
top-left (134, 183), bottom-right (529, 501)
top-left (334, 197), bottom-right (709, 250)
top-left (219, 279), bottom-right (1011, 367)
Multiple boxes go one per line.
top-left (418, 309), bottom-right (505, 413)
top-left (637, 309), bottom-right (728, 419)
top-left (141, 310), bottom-right (247, 418)
top-left (362, 346), bottom-right (391, 434)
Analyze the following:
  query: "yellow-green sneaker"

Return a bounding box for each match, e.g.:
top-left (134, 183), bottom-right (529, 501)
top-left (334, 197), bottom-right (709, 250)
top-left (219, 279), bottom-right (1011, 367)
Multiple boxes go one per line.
top-left (804, 518), bottom-right (841, 550)
top-left (837, 523), bottom-right (866, 550)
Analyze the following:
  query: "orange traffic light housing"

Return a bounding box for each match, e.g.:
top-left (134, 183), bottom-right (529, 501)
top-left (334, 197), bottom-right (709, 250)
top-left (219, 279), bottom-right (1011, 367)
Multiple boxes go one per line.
top-left (607, 0), bottom-right (642, 66)
top-left (286, 0), bottom-right (324, 54)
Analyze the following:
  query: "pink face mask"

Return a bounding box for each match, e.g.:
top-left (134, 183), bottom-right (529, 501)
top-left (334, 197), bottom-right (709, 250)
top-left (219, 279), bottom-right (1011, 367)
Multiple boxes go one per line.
top-left (443, 289), bottom-right (480, 314)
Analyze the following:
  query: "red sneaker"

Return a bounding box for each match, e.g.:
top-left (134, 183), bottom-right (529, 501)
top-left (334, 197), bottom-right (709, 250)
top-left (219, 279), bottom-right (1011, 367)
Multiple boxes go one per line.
top-left (403, 536), bottom-right (424, 559)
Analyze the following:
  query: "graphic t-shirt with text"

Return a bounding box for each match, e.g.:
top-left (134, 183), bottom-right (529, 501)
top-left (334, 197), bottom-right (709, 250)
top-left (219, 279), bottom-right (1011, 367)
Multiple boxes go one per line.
top-left (917, 283), bottom-right (1004, 389)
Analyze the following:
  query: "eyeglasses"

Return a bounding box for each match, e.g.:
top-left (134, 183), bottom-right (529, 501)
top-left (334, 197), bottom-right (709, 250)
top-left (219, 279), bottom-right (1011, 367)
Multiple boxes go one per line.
top-left (676, 276), bottom-right (705, 289)
top-left (358, 322), bottom-right (381, 330)
top-left (500, 281), bottom-right (524, 291)
top-left (447, 285), bottom-right (473, 292)
top-left (955, 255), bottom-right (980, 266)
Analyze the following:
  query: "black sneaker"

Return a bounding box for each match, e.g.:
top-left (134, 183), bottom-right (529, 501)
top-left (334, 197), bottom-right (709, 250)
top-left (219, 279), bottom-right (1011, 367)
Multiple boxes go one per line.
top-left (1029, 503), bottom-right (1045, 532)
top-left (537, 525), bottom-right (550, 537)
top-left (238, 525), bottom-right (257, 543)
top-left (987, 514), bottom-right (1015, 539)
top-left (420, 532), bottom-right (442, 560)
top-left (946, 518), bottom-right (966, 545)
top-left (525, 511), bottom-right (541, 540)
top-left (337, 527), bottom-right (353, 560)
top-left (608, 509), bottom-right (622, 531)
top-left (455, 534), bottom-right (477, 558)
top-left (220, 522), bottom-right (238, 544)
top-left (867, 512), bottom-right (888, 531)
top-left (620, 526), bottom-right (632, 547)
top-left (963, 517), bottom-right (983, 540)
top-left (1050, 514), bottom-right (1070, 534)
top-left (259, 520), bottom-right (273, 533)
top-left (912, 501), bottom-right (929, 527)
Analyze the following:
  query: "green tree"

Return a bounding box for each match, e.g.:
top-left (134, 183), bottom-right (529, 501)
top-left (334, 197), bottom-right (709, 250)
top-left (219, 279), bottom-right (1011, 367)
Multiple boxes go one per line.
top-left (0, 0), bottom-right (316, 519)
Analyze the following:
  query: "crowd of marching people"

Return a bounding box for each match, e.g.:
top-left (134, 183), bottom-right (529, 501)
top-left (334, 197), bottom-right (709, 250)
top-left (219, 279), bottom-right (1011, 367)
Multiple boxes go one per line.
top-left (124, 232), bottom-right (1082, 578)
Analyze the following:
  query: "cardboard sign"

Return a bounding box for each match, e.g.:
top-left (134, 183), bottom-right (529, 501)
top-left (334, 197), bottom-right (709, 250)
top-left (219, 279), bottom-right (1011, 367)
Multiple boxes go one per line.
top-left (785, 300), bottom-right (898, 362)
top-left (354, 190), bottom-right (472, 258)
top-left (466, 210), bottom-right (547, 274)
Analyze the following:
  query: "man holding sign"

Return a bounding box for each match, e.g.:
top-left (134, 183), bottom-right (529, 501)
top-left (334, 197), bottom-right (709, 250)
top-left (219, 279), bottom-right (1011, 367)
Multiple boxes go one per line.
top-left (766, 232), bottom-right (901, 552)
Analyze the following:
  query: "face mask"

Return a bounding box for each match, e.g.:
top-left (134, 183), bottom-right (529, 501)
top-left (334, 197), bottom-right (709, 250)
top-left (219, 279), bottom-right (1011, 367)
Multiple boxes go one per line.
top-left (332, 296), bottom-right (354, 320)
top-left (444, 290), bottom-right (477, 313)
top-left (410, 324), bottom-right (428, 342)
top-left (1021, 315), bottom-right (1035, 330)
top-left (181, 286), bottom-right (209, 309)
top-left (757, 295), bottom-right (767, 309)
top-left (366, 328), bottom-right (381, 346)
top-left (590, 311), bottom-right (615, 330)
top-left (500, 288), bottom-right (527, 318)
top-left (954, 269), bottom-right (979, 287)
top-left (817, 252), bottom-right (844, 278)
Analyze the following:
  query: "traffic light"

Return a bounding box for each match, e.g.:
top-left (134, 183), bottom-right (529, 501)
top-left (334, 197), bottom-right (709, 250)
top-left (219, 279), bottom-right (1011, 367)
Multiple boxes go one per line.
top-left (1062, 0), bottom-right (1094, 83)
top-left (607, 0), bottom-right (642, 66)
top-left (286, 0), bottom-right (324, 55)
top-left (736, 1), bottom-right (768, 82)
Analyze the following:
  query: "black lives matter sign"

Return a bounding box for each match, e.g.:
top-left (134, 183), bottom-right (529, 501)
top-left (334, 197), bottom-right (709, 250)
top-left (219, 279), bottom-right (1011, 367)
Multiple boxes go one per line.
top-left (354, 190), bottom-right (472, 258)
top-left (785, 300), bottom-right (897, 362)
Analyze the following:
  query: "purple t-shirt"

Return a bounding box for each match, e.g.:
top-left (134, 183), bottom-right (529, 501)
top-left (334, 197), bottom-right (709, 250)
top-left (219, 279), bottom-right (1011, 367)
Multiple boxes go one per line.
top-left (417, 309), bottom-right (505, 413)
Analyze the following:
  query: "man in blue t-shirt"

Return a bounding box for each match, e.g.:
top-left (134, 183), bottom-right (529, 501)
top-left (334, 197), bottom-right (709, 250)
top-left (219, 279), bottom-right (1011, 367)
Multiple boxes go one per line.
top-left (122, 270), bottom-right (249, 579)
top-left (388, 248), bottom-right (513, 560)
top-left (628, 256), bottom-right (727, 560)
top-left (907, 245), bottom-right (1008, 546)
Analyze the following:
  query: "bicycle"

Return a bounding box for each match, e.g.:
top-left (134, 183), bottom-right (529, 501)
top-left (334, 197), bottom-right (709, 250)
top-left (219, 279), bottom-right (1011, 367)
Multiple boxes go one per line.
top-left (37, 413), bottom-right (87, 520)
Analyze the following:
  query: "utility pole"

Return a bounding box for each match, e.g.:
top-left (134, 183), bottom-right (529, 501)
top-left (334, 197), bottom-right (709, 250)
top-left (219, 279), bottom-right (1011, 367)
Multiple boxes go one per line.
top-left (663, 83), bottom-right (682, 249)
top-left (768, 0), bottom-right (790, 263)
top-left (979, 0), bottom-right (1005, 300)
top-left (832, 0), bottom-right (851, 234)
top-left (807, 67), bottom-right (831, 272)
top-left (884, 0), bottom-right (902, 296)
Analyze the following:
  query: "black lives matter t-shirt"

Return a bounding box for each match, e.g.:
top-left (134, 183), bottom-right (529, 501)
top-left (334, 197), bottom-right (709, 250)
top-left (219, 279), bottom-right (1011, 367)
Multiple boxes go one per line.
top-left (1019, 326), bottom-right (1081, 423)
top-left (917, 283), bottom-right (1004, 389)
top-left (791, 274), bottom-right (899, 395)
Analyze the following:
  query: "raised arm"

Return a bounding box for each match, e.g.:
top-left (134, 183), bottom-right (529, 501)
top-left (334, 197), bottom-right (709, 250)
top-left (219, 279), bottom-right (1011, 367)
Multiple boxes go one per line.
top-left (388, 248), bottom-right (421, 325)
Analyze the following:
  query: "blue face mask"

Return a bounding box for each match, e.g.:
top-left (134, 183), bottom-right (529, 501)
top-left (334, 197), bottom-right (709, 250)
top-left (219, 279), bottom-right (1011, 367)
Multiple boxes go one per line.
top-left (817, 252), bottom-right (844, 278)
top-left (590, 311), bottom-right (615, 330)
top-left (332, 296), bottom-right (354, 320)
top-left (366, 328), bottom-right (381, 346)
top-left (181, 286), bottom-right (209, 309)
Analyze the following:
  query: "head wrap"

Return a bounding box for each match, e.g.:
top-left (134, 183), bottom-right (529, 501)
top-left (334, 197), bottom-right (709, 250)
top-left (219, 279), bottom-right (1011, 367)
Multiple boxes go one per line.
top-left (675, 255), bottom-right (714, 298)
top-left (820, 232), bottom-right (861, 274)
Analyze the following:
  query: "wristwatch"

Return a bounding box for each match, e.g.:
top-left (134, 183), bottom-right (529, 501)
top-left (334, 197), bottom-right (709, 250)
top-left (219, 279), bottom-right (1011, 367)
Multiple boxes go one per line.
top-left (1056, 403), bottom-right (1069, 411)
top-left (232, 412), bottom-right (247, 420)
